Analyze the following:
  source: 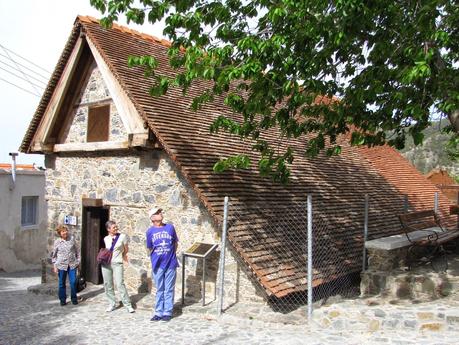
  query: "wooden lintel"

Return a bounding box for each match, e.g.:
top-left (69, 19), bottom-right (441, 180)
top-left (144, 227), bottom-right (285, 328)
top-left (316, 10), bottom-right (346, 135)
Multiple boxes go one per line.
top-left (74, 97), bottom-right (112, 108)
top-left (82, 198), bottom-right (104, 207)
top-left (53, 141), bottom-right (129, 152)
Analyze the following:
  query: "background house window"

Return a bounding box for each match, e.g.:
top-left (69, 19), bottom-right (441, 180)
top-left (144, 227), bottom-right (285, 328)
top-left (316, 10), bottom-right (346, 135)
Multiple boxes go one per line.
top-left (87, 104), bottom-right (110, 142)
top-left (21, 196), bottom-right (38, 226)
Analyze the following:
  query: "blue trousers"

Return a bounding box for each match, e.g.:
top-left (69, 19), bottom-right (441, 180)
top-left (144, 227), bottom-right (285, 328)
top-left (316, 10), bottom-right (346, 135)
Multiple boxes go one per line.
top-left (152, 267), bottom-right (176, 317)
top-left (58, 267), bottom-right (77, 304)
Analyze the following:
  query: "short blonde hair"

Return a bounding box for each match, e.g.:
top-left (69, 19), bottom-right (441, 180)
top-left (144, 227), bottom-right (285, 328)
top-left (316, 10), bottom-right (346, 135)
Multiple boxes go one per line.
top-left (55, 225), bottom-right (68, 236)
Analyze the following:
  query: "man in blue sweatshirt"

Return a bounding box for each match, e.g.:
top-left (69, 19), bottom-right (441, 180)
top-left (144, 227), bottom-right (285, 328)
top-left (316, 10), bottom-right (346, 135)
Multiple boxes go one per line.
top-left (146, 206), bottom-right (179, 321)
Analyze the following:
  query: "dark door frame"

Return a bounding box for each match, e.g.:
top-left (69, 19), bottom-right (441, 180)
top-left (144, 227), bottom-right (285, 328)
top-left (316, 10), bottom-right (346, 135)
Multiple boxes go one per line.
top-left (81, 200), bottom-right (109, 284)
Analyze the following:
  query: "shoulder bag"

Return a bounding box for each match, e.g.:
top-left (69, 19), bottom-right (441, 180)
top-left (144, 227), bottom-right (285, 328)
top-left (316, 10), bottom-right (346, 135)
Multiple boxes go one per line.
top-left (96, 234), bottom-right (120, 265)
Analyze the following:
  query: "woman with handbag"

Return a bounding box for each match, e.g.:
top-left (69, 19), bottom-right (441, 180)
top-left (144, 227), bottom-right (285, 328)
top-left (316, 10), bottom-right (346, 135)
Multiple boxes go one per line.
top-left (51, 225), bottom-right (80, 306)
top-left (101, 220), bottom-right (135, 313)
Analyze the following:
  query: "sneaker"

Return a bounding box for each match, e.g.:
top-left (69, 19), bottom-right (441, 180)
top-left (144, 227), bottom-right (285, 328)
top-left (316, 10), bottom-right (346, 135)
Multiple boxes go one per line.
top-left (106, 305), bottom-right (116, 312)
top-left (71, 300), bottom-right (78, 305)
top-left (127, 306), bottom-right (135, 313)
top-left (150, 315), bottom-right (162, 321)
top-left (60, 301), bottom-right (67, 306)
top-left (162, 315), bottom-right (172, 322)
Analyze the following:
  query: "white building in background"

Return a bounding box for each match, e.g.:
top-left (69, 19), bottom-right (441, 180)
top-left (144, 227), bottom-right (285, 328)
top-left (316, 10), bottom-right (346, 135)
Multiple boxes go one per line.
top-left (0, 161), bottom-right (46, 272)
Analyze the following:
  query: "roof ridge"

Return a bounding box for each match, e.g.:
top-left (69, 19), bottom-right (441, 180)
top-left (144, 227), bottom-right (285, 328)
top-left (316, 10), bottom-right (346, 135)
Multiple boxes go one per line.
top-left (77, 15), bottom-right (171, 48)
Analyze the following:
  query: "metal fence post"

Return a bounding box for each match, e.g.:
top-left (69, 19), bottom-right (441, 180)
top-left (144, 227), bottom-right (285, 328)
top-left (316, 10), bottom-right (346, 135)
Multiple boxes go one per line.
top-left (403, 194), bottom-right (409, 212)
top-left (362, 194), bottom-right (369, 272)
top-left (217, 196), bottom-right (229, 316)
top-left (434, 192), bottom-right (439, 213)
top-left (307, 194), bottom-right (313, 320)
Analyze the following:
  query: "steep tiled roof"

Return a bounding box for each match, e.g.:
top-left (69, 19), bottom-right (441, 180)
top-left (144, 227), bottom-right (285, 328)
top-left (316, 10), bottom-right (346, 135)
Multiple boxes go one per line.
top-left (20, 16), bottom-right (455, 298)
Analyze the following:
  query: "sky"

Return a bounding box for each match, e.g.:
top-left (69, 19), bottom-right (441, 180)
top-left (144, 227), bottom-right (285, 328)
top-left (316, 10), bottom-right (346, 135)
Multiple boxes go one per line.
top-left (0, 0), bottom-right (163, 167)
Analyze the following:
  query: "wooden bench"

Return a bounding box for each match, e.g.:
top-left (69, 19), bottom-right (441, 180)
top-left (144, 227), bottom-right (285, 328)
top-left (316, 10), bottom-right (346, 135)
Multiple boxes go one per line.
top-left (398, 210), bottom-right (459, 271)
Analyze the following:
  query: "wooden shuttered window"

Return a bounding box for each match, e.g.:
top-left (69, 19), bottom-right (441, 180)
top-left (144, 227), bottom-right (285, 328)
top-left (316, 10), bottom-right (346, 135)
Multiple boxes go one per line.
top-left (87, 105), bottom-right (110, 142)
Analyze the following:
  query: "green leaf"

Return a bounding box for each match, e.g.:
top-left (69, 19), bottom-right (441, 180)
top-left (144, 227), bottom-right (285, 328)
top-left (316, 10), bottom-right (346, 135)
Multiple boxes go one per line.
top-left (213, 155), bottom-right (251, 173)
top-left (91, 0), bottom-right (459, 183)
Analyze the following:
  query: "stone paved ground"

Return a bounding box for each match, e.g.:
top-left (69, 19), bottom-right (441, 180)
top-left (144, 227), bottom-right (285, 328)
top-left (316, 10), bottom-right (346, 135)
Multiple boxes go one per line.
top-left (1, 270), bottom-right (459, 345)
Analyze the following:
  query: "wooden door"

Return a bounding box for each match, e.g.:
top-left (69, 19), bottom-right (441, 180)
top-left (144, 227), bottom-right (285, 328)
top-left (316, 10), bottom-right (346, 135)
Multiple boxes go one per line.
top-left (81, 206), bottom-right (109, 284)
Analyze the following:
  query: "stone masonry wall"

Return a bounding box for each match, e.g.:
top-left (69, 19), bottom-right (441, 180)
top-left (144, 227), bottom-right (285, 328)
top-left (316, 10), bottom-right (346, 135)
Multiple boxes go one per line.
top-left (63, 63), bottom-right (127, 144)
top-left (44, 61), bottom-right (263, 305)
top-left (45, 151), bottom-right (262, 305)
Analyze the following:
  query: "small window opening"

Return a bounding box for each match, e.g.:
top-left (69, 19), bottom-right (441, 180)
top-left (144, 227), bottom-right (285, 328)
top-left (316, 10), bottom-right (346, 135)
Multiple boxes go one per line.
top-left (21, 196), bottom-right (38, 226)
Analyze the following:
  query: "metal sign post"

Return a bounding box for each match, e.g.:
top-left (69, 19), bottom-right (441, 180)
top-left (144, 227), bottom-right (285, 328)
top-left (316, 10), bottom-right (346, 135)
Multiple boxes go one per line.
top-left (181, 242), bottom-right (218, 306)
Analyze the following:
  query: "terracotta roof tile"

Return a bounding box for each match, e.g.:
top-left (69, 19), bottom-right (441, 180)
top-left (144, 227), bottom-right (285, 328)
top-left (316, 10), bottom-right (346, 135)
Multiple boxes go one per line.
top-left (0, 163), bottom-right (37, 171)
top-left (20, 17), bottom-right (456, 298)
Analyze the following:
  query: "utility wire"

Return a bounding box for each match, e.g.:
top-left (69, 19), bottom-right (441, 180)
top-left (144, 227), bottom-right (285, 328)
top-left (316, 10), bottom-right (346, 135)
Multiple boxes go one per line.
top-left (0, 66), bottom-right (43, 96)
top-left (0, 60), bottom-right (48, 87)
top-left (0, 52), bottom-right (50, 82)
top-left (0, 44), bottom-right (46, 95)
top-left (0, 43), bottom-right (51, 97)
top-left (0, 43), bottom-right (51, 74)
top-left (0, 76), bottom-right (41, 97)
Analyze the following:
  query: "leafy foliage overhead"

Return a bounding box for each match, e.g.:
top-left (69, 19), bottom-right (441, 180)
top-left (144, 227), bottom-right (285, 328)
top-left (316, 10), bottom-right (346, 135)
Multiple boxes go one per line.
top-left (90, 0), bottom-right (459, 183)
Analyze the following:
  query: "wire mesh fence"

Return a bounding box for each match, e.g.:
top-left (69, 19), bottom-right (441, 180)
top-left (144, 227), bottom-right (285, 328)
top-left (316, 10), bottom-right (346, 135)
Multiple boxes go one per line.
top-left (217, 196), bottom-right (361, 315)
top-left (309, 211), bottom-right (362, 303)
top-left (216, 190), bottom-right (457, 317)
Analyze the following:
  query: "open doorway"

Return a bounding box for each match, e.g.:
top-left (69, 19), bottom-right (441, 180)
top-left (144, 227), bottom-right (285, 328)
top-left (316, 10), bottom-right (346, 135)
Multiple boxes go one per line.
top-left (81, 205), bottom-right (109, 284)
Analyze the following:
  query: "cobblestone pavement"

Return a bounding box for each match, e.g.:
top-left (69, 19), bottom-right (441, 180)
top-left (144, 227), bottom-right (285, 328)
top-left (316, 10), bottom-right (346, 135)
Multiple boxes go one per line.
top-left (1, 270), bottom-right (459, 345)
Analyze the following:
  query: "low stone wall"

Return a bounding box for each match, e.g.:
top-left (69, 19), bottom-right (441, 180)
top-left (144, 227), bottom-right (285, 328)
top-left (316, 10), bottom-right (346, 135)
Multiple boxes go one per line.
top-left (367, 247), bottom-right (408, 272)
top-left (361, 267), bottom-right (456, 299)
top-left (361, 231), bottom-right (459, 300)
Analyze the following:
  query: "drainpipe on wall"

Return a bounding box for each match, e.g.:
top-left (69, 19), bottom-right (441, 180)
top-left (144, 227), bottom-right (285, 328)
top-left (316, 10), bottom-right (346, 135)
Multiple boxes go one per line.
top-left (9, 152), bottom-right (18, 190)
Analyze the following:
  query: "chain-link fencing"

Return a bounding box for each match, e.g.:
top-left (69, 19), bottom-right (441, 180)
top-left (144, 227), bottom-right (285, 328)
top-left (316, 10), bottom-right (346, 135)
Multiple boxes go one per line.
top-left (216, 195), bottom-right (361, 316)
top-left (216, 190), bottom-right (456, 317)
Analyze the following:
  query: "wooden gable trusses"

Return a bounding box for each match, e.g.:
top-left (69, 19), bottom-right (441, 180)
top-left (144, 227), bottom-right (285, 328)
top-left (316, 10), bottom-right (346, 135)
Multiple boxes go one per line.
top-left (30, 30), bottom-right (157, 154)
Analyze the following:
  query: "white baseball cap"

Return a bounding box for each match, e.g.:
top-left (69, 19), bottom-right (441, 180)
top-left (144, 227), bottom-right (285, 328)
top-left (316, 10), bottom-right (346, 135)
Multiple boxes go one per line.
top-left (148, 207), bottom-right (162, 219)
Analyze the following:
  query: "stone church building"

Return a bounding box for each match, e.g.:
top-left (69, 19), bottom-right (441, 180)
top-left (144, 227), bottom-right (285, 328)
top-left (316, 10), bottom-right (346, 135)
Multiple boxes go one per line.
top-left (20, 16), bottom-right (454, 307)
